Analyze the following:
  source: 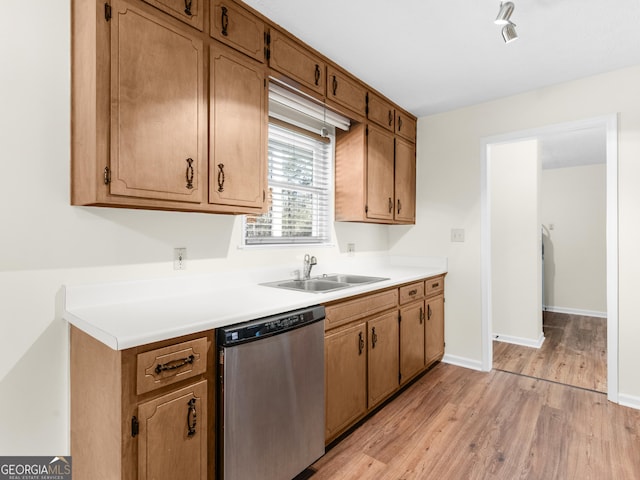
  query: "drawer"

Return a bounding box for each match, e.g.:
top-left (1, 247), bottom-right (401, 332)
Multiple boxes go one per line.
top-left (399, 281), bottom-right (425, 305)
top-left (325, 289), bottom-right (398, 331)
top-left (425, 276), bottom-right (445, 297)
top-left (137, 337), bottom-right (208, 395)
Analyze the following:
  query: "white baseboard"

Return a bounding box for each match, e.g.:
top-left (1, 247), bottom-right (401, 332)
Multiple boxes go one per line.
top-left (543, 306), bottom-right (607, 318)
top-left (441, 354), bottom-right (484, 371)
top-left (618, 393), bottom-right (640, 411)
top-left (493, 332), bottom-right (545, 349)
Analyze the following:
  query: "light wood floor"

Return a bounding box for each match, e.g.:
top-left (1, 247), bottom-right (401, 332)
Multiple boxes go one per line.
top-left (493, 312), bottom-right (607, 392)
top-left (311, 363), bottom-right (640, 479)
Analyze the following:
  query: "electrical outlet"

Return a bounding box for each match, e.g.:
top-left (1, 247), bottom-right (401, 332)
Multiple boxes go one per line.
top-left (451, 228), bottom-right (465, 243)
top-left (347, 243), bottom-right (356, 257)
top-left (174, 248), bottom-right (187, 270)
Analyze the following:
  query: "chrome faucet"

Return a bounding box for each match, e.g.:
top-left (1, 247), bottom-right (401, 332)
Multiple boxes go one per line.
top-left (303, 254), bottom-right (317, 280)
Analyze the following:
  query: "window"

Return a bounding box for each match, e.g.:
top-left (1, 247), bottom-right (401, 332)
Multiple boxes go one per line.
top-left (244, 121), bottom-right (332, 245)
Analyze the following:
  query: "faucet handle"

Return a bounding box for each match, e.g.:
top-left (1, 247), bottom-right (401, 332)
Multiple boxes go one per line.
top-left (310, 256), bottom-right (317, 266)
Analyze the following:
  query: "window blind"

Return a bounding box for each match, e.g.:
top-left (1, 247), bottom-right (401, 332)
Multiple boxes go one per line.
top-left (244, 122), bottom-right (332, 245)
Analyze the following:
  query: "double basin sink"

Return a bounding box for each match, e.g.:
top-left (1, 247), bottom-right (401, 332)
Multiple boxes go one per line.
top-left (261, 274), bottom-right (389, 293)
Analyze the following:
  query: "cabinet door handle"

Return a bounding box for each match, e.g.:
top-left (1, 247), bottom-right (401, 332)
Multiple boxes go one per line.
top-left (419, 307), bottom-right (424, 324)
top-left (397, 199), bottom-right (401, 214)
top-left (388, 197), bottom-right (393, 214)
top-left (187, 398), bottom-right (197, 437)
top-left (388, 110), bottom-right (393, 127)
top-left (217, 163), bottom-right (225, 192)
top-left (184, 0), bottom-right (192, 16)
top-left (371, 327), bottom-right (377, 349)
top-left (221, 6), bottom-right (229, 36)
top-left (155, 354), bottom-right (195, 374)
top-left (427, 304), bottom-right (432, 320)
top-left (314, 64), bottom-right (321, 86)
top-left (398, 116), bottom-right (403, 131)
top-left (332, 75), bottom-right (338, 96)
top-left (358, 331), bottom-right (364, 355)
top-left (185, 158), bottom-right (194, 190)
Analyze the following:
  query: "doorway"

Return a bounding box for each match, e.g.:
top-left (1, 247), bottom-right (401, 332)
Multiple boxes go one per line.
top-left (480, 114), bottom-right (618, 402)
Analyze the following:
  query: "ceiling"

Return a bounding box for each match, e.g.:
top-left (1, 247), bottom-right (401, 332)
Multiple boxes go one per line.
top-left (243, 0), bottom-right (640, 117)
top-left (245, 0), bottom-right (627, 169)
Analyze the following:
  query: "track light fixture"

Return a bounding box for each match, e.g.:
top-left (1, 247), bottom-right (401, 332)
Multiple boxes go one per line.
top-left (495, 2), bottom-right (518, 43)
top-left (501, 22), bottom-right (518, 43)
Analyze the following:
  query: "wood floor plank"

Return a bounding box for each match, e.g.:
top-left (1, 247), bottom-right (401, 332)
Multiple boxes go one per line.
top-left (493, 312), bottom-right (607, 392)
top-left (312, 363), bottom-right (640, 479)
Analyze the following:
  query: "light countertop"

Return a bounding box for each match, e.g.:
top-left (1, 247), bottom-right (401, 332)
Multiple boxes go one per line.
top-left (63, 256), bottom-right (447, 350)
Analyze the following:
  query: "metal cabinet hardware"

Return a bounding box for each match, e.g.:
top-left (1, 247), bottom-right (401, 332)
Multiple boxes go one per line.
top-left (427, 304), bottom-right (433, 320)
top-left (155, 354), bottom-right (195, 374)
top-left (221, 6), bottom-right (229, 36)
top-left (184, 0), bottom-right (192, 16)
top-left (409, 289), bottom-right (417, 296)
top-left (398, 116), bottom-right (403, 131)
top-left (388, 110), bottom-right (393, 127)
top-left (332, 75), bottom-right (338, 96)
top-left (187, 398), bottom-right (197, 437)
top-left (397, 199), bottom-right (401, 214)
top-left (371, 327), bottom-right (378, 349)
top-left (314, 64), bottom-right (320, 86)
top-left (358, 331), bottom-right (364, 355)
top-left (419, 307), bottom-right (424, 324)
top-left (185, 158), bottom-right (194, 189)
top-left (217, 163), bottom-right (225, 192)
top-left (388, 197), bottom-right (393, 213)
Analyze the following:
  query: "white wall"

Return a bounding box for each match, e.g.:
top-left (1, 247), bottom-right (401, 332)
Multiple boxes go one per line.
top-left (389, 65), bottom-right (640, 402)
top-left (0, 2), bottom-right (390, 454)
top-left (541, 164), bottom-right (607, 315)
top-left (490, 140), bottom-right (542, 345)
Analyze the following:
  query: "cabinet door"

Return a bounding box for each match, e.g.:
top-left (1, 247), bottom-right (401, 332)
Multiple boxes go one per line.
top-left (400, 301), bottom-right (425, 384)
top-left (110, 1), bottom-right (205, 203)
top-left (367, 92), bottom-right (394, 132)
top-left (269, 29), bottom-right (325, 96)
top-left (137, 380), bottom-right (207, 480)
top-left (366, 124), bottom-right (395, 222)
top-left (327, 66), bottom-right (367, 118)
top-left (141, 0), bottom-right (204, 30)
top-left (396, 111), bottom-right (417, 143)
top-left (368, 311), bottom-right (399, 408)
top-left (211, 0), bottom-right (265, 62)
top-left (394, 137), bottom-right (416, 224)
top-left (325, 322), bottom-right (367, 442)
top-left (210, 41), bottom-right (267, 210)
top-left (426, 295), bottom-right (445, 365)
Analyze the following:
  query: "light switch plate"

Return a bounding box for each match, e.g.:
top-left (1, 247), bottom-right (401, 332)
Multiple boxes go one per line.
top-left (451, 228), bottom-right (465, 242)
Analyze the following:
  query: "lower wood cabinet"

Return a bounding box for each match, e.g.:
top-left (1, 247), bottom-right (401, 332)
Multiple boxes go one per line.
top-left (70, 327), bottom-right (214, 480)
top-left (400, 300), bottom-right (425, 384)
top-left (324, 321), bottom-right (367, 442)
top-left (323, 274), bottom-right (445, 444)
top-left (426, 294), bottom-right (445, 365)
top-left (138, 381), bottom-right (208, 480)
top-left (367, 311), bottom-right (400, 408)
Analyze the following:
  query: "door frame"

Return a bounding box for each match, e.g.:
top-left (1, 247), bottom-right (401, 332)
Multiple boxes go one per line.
top-left (480, 114), bottom-right (618, 403)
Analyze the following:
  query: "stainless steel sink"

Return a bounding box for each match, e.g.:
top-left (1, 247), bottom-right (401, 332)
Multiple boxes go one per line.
top-left (261, 274), bottom-right (389, 293)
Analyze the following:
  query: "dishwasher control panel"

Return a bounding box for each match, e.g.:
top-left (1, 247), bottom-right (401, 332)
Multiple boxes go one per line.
top-left (217, 305), bottom-right (325, 347)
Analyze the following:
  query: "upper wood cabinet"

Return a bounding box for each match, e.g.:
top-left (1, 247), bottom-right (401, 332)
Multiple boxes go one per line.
top-left (268, 29), bottom-right (326, 98)
top-left (109, 0), bottom-right (206, 204)
top-left (211, 0), bottom-right (265, 62)
top-left (396, 110), bottom-right (417, 142)
top-left (394, 137), bottom-right (417, 224)
top-left (326, 65), bottom-right (367, 120)
top-left (366, 124), bottom-right (396, 222)
top-left (142, 0), bottom-right (204, 30)
top-left (367, 91), bottom-right (395, 132)
top-left (209, 41), bottom-right (267, 211)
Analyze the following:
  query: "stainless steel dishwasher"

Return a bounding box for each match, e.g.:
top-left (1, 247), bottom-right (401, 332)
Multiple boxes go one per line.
top-left (216, 305), bottom-right (325, 480)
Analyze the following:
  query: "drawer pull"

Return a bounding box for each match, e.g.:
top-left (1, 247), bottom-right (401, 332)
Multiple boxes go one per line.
top-left (432, 282), bottom-right (440, 288)
top-left (409, 289), bottom-right (417, 296)
top-left (187, 398), bottom-right (197, 437)
top-left (155, 354), bottom-right (195, 374)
